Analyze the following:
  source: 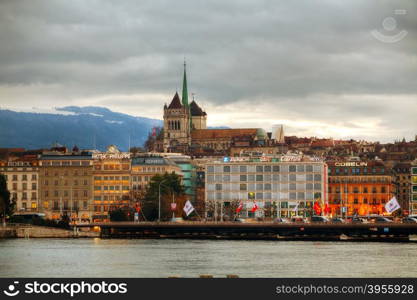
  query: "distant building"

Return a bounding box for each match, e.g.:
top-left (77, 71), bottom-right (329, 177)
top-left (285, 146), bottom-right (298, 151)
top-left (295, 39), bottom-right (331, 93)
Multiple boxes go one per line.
top-left (327, 161), bottom-right (395, 216)
top-left (92, 145), bottom-right (131, 222)
top-left (392, 162), bottom-right (411, 212)
top-left (205, 155), bottom-right (327, 219)
top-left (0, 156), bottom-right (39, 212)
top-left (411, 161), bottom-right (417, 215)
top-left (39, 150), bottom-right (93, 221)
top-left (130, 155), bottom-right (182, 199)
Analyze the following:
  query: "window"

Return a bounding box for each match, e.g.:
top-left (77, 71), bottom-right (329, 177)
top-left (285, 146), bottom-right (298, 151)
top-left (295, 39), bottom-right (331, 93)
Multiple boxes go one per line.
top-left (256, 166), bottom-right (263, 172)
top-left (54, 190), bottom-right (59, 197)
top-left (264, 166), bottom-right (271, 172)
top-left (83, 201), bottom-right (88, 209)
top-left (240, 184), bottom-right (247, 191)
top-left (239, 165), bottom-right (247, 172)
top-left (223, 166), bottom-right (230, 173)
top-left (94, 186), bottom-right (101, 190)
top-left (215, 184), bottom-right (222, 191)
top-left (240, 175), bottom-right (247, 181)
top-left (256, 175), bottom-right (263, 181)
top-left (306, 165), bottom-right (313, 172)
top-left (84, 190), bottom-right (88, 197)
top-left (289, 165), bottom-right (296, 172)
top-left (273, 166), bottom-right (280, 172)
top-left (381, 187), bottom-right (386, 193)
top-left (32, 174), bottom-right (37, 180)
top-left (207, 166), bottom-right (214, 173)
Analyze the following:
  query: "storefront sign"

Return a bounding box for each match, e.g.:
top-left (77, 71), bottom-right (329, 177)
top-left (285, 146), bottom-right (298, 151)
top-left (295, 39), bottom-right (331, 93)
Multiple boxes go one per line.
top-left (93, 153), bottom-right (131, 160)
top-left (334, 162), bottom-right (368, 167)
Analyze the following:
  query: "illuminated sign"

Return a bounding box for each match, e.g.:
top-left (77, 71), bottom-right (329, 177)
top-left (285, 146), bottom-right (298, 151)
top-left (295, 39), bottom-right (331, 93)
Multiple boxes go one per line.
top-left (92, 153), bottom-right (131, 160)
top-left (334, 162), bottom-right (368, 167)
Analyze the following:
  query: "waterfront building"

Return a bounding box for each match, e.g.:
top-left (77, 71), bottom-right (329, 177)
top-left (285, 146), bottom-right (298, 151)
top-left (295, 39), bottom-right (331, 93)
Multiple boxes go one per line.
top-left (392, 162), bottom-right (411, 213)
top-left (130, 155), bottom-right (182, 200)
top-left (166, 155), bottom-right (197, 202)
top-left (205, 155), bottom-right (327, 219)
top-left (411, 160), bottom-right (417, 214)
top-left (327, 161), bottom-right (395, 216)
top-left (39, 149), bottom-right (93, 221)
top-left (0, 156), bottom-right (39, 212)
top-left (92, 145), bottom-right (131, 222)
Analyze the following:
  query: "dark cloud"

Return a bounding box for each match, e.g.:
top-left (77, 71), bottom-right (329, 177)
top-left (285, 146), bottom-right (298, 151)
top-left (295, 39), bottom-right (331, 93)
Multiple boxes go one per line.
top-left (0, 0), bottom-right (416, 142)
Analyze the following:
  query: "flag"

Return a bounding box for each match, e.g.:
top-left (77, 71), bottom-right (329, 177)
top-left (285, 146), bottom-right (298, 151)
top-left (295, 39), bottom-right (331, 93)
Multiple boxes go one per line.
top-left (313, 201), bottom-right (322, 215)
top-left (236, 202), bottom-right (243, 213)
top-left (324, 203), bottom-right (331, 215)
top-left (135, 203), bottom-right (141, 213)
top-left (171, 203), bottom-right (177, 211)
top-left (251, 202), bottom-right (258, 213)
top-left (183, 200), bottom-right (195, 216)
top-left (293, 202), bottom-right (300, 212)
top-left (385, 196), bottom-right (400, 213)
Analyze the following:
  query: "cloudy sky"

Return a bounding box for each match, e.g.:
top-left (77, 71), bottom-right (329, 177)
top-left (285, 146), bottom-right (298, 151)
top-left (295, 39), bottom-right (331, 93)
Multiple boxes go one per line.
top-left (0, 0), bottom-right (416, 142)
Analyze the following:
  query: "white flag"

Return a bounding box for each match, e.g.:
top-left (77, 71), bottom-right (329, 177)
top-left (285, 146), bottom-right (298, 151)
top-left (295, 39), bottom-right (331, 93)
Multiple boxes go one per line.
top-left (385, 196), bottom-right (400, 213)
top-left (183, 200), bottom-right (195, 216)
top-left (293, 202), bottom-right (300, 212)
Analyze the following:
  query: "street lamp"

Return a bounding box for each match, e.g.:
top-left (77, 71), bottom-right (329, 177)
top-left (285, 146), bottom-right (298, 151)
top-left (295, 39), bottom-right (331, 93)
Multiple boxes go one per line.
top-left (158, 180), bottom-right (167, 222)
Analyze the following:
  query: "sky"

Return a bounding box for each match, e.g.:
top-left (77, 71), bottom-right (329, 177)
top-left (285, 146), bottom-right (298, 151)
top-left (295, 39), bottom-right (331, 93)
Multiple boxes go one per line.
top-left (0, 0), bottom-right (416, 143)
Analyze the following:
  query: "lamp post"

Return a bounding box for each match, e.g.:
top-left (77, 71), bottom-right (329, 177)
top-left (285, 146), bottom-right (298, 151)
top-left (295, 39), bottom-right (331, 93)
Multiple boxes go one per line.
top-left (158, 180), bottom-right (167, 222)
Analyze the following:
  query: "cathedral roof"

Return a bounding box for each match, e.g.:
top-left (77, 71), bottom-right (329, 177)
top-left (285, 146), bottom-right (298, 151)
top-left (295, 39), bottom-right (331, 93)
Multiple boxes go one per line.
top-left (168, 92), bottom-right (183, 109)
top-left (191, 129), bottom-right (258, 140)
top-left (190, 100), bottom-right (206, 116)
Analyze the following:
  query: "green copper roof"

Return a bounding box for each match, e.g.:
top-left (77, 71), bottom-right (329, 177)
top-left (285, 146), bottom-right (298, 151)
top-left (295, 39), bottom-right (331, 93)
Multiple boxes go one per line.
top-left (182, 61), bottom-right (189, 107)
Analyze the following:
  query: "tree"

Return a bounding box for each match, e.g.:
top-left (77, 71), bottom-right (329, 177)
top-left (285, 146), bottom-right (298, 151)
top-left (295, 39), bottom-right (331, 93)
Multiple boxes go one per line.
top-left (0, 174), bottom-right (15, 224)
top-left (109, 208), bottom-right (128, 222)
top-left (142, 172), bottom-right (185, 221)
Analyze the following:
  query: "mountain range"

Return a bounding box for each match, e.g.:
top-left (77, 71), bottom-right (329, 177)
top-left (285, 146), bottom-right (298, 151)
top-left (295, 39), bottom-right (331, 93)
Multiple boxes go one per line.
top-left (0, 106), bottom-right (162, 151)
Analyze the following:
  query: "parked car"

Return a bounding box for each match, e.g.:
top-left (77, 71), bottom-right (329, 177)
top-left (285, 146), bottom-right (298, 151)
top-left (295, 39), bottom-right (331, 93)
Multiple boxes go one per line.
top-left (311, 216), bottom-right (330, 223)
top-left (331, 217), bottom-right (345, 224)
top-left (291, 216), bottom-right (308, 223)
top-left (373, 216), bottom-right (393, 223)
top-left (274, 217), bottom-right (291, 223)
top-left (402, 217), bottom-right (417, 224)
top-left (351, 217), bottom-right (368, 224)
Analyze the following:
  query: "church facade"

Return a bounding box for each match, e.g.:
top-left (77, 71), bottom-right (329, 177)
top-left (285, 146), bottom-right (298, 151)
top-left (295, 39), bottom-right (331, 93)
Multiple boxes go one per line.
top-left (163, 64), bottom-right (283, 156)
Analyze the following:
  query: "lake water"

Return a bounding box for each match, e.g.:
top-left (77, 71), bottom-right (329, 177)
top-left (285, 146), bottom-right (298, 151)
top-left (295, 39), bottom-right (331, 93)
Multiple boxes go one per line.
top-left (0, 239), bottom-right (416, 277)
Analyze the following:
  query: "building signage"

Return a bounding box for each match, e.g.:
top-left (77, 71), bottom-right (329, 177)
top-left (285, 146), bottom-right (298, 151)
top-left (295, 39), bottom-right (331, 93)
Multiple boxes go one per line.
top-left (334, 162), bottom-right (368, 167)
top-left (92, 153), bottom-right (131, 160)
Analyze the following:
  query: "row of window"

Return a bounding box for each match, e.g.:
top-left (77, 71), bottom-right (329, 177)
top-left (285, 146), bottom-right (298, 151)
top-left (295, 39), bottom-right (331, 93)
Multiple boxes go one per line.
top-left (44, 170), bottom-right (89, 176)
top-left (206, 191), bottom-right (322, 201)
top-left (50, 200), bottom-right (88, 210)
top-left (207, 173), bottom-right (322, 183)
top-left (10, 183), bottom-right (37, 190)
top-left (207, 164), bottom-right (323, 174)
top-left (42, 161), bottom-right (91, 167)
top-left (44, 190), bottom-right (89, 197)
top-left (94, 176), bottom-right (129, 181)
top-left (330, 198), bottom-right (388, 205)
top-left (4, 174), bottom-right (37, 181)
top-left (93, 195), bottom-right (128, 201)
top-left (208, 182), bottom-right (322, 191)
top-left (330, 167), bottom-right (385, 175)
top-left (94, 164), bottom-right (130, 171)
top-left (94, 186), bottom-right (130, 191)
top-left (44, 179), bottom-right (89, 186)
top-left (329, 177), bottom-right (390, 183)
top-left (11, 192), bottom-right (36, 200)
top-left (329, 186), bottom-right (388, 193)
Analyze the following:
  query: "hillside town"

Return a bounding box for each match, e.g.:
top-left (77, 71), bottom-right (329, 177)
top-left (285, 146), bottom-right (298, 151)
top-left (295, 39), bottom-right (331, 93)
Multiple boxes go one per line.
top-left (1, 65), bottom-right (417, 223)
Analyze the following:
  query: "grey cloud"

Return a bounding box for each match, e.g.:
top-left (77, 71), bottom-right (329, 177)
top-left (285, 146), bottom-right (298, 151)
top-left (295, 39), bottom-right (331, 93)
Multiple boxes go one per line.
top-left (0, 0), bottom-right (416, 142)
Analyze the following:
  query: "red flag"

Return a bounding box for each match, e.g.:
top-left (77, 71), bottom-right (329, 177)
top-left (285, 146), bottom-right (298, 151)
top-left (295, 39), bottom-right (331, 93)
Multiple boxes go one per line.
top-left (236, 202), bottom-right (243, 213)
top-left (251, 202), bottom-right (258, 213)
top-left (313, 201), bottom-right (322, 215)
top-left (324, 203), bottom-right (331, 215)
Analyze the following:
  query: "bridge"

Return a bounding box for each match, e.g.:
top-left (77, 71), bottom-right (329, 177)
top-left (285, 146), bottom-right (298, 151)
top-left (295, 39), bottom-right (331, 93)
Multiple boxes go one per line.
top-left (74, 222), bottom-right (417, 242)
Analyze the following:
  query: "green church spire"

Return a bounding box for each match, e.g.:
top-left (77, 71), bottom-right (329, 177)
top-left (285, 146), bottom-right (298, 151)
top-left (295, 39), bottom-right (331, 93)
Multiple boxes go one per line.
top-left (182, 60), bottom-right (189, 107)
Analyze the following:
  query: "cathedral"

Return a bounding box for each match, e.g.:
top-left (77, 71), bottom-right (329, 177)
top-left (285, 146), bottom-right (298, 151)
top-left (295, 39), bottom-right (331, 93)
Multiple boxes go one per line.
top-left (163, 63), bottom-right (285, 155)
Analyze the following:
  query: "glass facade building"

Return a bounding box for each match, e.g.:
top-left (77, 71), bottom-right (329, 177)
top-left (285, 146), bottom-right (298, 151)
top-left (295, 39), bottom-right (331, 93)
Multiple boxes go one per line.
top-left (205, 159), bottom-right (327, 219)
